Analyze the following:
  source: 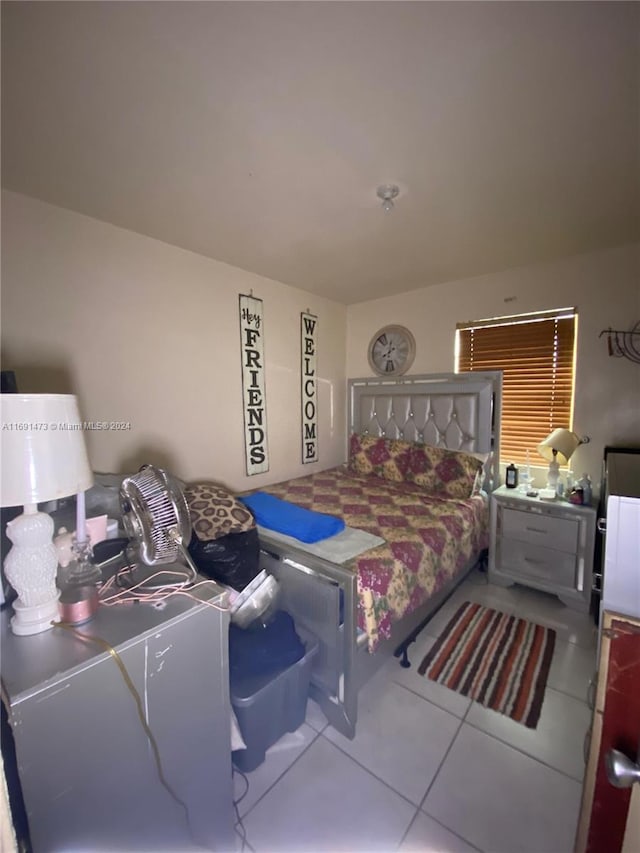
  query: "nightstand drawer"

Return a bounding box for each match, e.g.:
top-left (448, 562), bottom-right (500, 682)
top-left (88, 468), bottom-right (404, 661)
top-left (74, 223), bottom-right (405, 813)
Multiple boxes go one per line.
top-left (498, 538), bottom-right (576, 589)
top-left (501, 506), bottom-right (579, 553)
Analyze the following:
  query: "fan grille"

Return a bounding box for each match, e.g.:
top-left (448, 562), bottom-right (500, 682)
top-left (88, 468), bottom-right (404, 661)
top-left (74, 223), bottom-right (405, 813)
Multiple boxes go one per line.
top-left (120, 466), bottom-right (192, 565)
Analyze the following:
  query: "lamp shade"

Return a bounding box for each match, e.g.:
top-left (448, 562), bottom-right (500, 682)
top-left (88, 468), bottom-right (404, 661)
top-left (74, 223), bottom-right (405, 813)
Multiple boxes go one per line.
top-left (1, 394), bottom-right (93, 507)
top-left (537, 428), bottom-right (582, 466)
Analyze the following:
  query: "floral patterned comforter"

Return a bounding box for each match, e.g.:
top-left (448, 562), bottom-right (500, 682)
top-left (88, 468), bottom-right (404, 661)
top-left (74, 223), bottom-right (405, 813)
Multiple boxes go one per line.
top-left (260, 466), bottom-right (488, 651)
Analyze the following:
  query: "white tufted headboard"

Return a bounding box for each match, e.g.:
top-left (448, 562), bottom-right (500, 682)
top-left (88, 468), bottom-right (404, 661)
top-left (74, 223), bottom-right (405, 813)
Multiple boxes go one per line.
top-left (348, 372), bottom-right (502, 491)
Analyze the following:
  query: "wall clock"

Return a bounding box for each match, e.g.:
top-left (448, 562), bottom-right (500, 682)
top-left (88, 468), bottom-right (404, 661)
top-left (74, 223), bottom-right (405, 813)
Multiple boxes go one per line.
top-left (367, 325), bottom-right (416, 376)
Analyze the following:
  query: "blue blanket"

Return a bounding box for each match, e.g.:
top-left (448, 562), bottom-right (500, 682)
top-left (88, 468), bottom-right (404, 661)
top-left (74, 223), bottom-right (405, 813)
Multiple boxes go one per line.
top-left (240, 492), bottom-right (345, 544)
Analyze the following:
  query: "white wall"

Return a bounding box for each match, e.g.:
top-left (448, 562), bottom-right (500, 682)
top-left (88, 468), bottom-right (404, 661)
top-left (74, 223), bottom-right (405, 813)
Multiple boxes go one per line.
top-left (347, 244), bottom-right (640, 493)
top-left (1, 191), bottom-right (347, 490)
top-left (3, 190), bottom-right (638, 496)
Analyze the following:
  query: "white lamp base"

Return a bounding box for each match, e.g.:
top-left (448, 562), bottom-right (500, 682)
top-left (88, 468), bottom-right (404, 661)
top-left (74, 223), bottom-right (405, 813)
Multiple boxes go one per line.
top-left (10, 593), bottom-right (61, 636)
top-left (546, 458), bottom-right (560, 490)
top-left (4, 507), bottom-right (61, 636)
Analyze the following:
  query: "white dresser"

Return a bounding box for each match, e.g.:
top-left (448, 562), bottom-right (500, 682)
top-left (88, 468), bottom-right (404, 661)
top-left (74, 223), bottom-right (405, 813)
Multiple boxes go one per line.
top-left (1, 581), bottom-right (235, 852)
top-left (489, 485), bottom-right (596, 611)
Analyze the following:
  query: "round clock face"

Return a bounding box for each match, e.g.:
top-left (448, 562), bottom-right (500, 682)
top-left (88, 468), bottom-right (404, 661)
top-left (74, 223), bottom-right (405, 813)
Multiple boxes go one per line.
top-left (368, 325), bottom-right (416, 376)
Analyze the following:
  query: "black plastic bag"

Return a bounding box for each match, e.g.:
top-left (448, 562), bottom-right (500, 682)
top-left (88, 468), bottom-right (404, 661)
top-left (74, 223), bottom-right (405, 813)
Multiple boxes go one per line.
top-left (187, 527), bottom-right (260, 591)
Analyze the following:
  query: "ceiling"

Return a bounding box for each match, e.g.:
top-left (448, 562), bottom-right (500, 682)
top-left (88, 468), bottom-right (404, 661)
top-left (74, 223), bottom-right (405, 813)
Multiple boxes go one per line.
top-left (2, 1), bottom-right (639, 305)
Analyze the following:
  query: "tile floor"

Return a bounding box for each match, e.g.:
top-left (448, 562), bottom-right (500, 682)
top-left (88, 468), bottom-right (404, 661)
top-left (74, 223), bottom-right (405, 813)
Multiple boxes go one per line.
top-left (233, 570), bottom-right (598, 853)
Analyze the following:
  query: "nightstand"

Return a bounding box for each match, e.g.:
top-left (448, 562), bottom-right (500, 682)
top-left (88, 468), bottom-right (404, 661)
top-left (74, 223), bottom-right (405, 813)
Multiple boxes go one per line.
top-left (489, 485), bottom-right (596, 611)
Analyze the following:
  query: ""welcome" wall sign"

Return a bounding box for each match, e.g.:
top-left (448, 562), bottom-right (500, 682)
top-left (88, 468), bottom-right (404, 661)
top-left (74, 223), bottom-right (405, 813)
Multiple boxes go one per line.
top-left (301, 311), bottom-right (318, 464)
top-left (239, 294), bottom-right (269, 475)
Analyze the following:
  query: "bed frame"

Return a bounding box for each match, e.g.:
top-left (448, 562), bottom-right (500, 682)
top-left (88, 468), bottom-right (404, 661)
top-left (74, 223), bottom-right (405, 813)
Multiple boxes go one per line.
top-left (258, 372), bottom-right (502, 739)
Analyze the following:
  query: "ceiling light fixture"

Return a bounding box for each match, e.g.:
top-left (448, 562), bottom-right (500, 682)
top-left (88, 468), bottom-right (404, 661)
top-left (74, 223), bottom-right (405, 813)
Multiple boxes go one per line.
top-left (376, 184), bottom-right (400, 214)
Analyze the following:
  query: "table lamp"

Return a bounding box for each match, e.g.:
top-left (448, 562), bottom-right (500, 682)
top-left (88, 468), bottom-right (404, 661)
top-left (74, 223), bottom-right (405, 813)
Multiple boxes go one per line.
top-left (537, 428), bottom-right (587, 490)
top-left (1, 394), bottom-right (93, 635)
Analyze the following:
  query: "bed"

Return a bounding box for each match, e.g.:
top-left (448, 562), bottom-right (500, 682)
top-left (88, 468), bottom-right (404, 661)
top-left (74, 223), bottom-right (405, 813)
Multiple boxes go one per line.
top-left (255, 372), bottom-right (502, 738)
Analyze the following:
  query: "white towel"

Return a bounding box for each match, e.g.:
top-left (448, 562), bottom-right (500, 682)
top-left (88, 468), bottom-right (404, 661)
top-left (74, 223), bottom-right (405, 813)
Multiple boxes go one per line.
top-left (258, 525), bottom-right (385, 564)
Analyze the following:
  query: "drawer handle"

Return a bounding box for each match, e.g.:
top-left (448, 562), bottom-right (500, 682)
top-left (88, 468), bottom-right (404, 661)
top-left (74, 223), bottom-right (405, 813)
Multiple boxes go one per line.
top-left (523, 557), bottom-right (543, 565)
top-left (525, 526), bottom-right (547, 534)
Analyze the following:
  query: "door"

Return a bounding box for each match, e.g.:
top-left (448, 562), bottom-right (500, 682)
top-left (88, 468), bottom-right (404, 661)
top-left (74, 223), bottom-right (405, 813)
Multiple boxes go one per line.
top-left (622, 788), bottom-right (640, 852)
top-left (575, 612), bottom-right (640, 852)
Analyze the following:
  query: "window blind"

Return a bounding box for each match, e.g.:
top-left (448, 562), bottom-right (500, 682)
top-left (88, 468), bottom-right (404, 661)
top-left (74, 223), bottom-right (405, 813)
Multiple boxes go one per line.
top-left (457, 311), bottom-right (576, 464)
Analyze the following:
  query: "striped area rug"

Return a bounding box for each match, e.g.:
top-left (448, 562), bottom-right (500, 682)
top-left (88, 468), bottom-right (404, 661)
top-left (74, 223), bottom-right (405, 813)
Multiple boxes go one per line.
top-left (418, 601), bottom-right (556, 728)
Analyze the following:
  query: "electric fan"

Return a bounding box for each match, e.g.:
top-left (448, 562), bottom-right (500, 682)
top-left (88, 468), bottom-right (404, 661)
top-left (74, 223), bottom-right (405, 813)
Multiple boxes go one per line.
top-left (119, 465), bottom-right (280, 626)
top-left (119, 465), bottom-right (198, 583)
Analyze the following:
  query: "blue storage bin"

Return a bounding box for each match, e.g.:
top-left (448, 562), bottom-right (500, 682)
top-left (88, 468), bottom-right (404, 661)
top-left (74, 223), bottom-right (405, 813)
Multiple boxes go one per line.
top-left (231, 628), bottom-right (318, 772)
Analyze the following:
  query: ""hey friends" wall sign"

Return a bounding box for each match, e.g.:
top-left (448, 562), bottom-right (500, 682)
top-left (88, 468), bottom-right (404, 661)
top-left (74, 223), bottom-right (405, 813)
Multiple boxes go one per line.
top-left (239, 294), bottom-right (269, 475)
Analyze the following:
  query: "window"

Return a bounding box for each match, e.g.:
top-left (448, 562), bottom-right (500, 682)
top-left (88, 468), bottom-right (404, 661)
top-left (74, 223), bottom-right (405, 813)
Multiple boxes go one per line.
top-left (456, 309), bottom-right (577, 465)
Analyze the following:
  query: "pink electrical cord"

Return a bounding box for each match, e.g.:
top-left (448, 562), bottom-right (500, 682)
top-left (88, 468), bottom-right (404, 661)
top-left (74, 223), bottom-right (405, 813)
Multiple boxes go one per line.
top-left (99, 567), bottom-right (229, 612)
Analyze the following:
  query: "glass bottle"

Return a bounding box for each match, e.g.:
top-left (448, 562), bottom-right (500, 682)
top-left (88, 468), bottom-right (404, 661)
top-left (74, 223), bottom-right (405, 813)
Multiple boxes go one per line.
top-left (578, 474), bottom-right (592, 506)
top-left (519, 450), bottom-right (532, 492)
